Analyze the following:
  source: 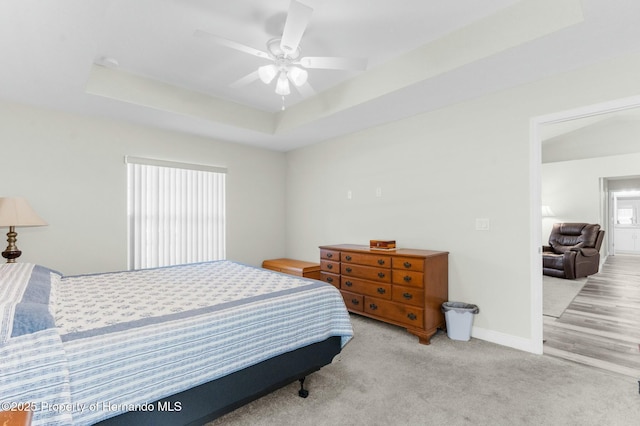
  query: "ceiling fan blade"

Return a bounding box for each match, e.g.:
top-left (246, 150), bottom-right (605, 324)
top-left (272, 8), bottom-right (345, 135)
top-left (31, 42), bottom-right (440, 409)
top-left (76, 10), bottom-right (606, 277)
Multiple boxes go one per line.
top-left (280, 0), bottom-right (314, 55)
top-left (294, 80), bottom-right (316, 98)
top-left (194, 30), bottom-right (270, 60)
top-left (229, 70), bottom-right (260, 88)
top-left (299, 56), bottom-right (368, 71)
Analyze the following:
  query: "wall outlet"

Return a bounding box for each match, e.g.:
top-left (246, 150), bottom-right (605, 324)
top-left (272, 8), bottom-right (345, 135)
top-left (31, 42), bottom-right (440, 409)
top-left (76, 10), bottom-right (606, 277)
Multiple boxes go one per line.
top-left (376, 187), bottom-right (382, 197)
top-left (347, 190), bottom-right (352, 200)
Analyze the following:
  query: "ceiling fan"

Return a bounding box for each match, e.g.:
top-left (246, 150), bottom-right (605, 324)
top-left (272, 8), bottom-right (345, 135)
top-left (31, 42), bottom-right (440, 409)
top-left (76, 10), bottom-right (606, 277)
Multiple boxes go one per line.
top-left (194, 0), bottom-right (367, 104)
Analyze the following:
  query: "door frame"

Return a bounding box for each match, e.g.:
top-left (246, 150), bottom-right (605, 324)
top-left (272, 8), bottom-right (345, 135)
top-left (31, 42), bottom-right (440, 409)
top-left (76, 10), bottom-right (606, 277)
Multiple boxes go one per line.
top-left (529, 94), bottom-right (640, 354)
top-left (609, 187), bottom-right (640, 255)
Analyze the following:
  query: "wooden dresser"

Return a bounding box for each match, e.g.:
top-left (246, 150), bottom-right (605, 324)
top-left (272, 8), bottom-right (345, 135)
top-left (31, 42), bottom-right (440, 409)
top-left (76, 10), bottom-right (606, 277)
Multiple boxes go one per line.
top-left (319, 244), bottom-right (448, 344)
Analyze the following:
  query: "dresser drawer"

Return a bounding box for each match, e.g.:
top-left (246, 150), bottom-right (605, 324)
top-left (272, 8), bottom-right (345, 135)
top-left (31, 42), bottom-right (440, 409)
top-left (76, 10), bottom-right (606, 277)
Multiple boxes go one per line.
top-left (342, 252), bottom-right (391, 268)
top-left (341, 276), bottom-right (391, 300)
top-left (392, 270), bottom-right (424, 288)
top-left (320, 249), bottom-right (340, 261)
top-left (320, 259), bottom-right (340, 273)
top-left (341, 263), bottom-right (391, 283)
top-left (392, 285), bottom-right (425, 307)
top-left (392, 256), bottom-right (425, 272)
top-left (320, 271), bottom-right (340, 288)
top-left (364, 297), bottom-right (424, 327)
top-left (341, 290), bottom-right (364, 312)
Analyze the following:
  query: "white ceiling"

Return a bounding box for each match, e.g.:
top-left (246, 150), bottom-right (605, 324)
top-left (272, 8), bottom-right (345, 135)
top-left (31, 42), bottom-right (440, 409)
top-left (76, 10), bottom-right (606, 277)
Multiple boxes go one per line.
top-left (1, 0), bottom-right (640, 151)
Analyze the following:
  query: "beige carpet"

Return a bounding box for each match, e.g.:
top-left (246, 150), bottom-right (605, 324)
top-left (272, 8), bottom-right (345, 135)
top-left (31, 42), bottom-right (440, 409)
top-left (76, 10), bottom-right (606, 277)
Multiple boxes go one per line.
top-left (543, 275), bottom-right (587, 318)
top-left (207, 314), bottom-right (640, 426)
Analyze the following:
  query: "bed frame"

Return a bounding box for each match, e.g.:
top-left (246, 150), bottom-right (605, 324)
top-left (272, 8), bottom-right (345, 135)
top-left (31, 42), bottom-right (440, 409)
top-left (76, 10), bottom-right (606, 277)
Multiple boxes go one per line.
top-left (96, 336), bottom-right (342, 425)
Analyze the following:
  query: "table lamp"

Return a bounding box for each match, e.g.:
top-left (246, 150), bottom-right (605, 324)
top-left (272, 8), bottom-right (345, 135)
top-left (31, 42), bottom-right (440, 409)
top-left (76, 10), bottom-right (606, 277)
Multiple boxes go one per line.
top-left (0, 197), bottom-right (47, 263)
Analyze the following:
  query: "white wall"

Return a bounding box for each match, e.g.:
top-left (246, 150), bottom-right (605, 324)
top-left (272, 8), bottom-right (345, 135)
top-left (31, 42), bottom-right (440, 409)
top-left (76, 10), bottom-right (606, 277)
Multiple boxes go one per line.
top-left (543, 119), bottom-right (640, 163)
top-left (542, 152), bottom-right (640, 246)
top-left (541, 116), bottom-right (640, 246)
top-left (0, 101), bottom-right (287, 275)
top-left (285, 53), bottom-right (640, 350)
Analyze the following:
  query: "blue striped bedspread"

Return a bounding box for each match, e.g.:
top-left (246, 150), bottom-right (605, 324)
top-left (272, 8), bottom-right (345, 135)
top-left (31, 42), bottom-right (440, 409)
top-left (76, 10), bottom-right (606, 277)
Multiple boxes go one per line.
top-left (1, 261), bottom-right (353, 425)
top-left (61, 260), bottom-right (352, 424)
top-left (1, 263), bottom-right (72, 425)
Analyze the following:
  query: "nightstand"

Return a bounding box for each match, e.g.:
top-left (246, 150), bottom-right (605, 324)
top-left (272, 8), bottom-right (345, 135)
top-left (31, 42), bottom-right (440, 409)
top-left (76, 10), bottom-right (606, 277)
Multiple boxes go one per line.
top-left (0, 408), bottom-right (32, 426)
top-left (262, 258), bottom-right (321, 280)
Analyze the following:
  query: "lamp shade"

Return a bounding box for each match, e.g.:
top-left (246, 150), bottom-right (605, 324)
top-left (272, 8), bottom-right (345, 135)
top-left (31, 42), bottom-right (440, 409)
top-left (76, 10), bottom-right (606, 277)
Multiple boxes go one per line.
top-left (541, 205), bottom-right (555, 217)
top-left (287, 66), bottom-right (308, 87)
top-left (0, 197), bottom-right (47, 227)
top-left (275, 72), bottom-right (290, 96)
top-left (258, 64), bottom-right (278, 84)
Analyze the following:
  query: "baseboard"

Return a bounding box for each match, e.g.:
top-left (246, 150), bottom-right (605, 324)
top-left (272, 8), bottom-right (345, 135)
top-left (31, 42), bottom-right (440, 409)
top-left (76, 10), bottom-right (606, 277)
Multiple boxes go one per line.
top-left (472, 326), bottom-right (541, 354)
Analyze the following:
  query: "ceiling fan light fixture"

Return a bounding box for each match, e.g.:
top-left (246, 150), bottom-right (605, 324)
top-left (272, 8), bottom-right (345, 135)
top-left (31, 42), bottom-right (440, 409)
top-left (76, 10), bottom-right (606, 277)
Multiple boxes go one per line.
top-left (275, 72), bottom-right (290, 96)
top-left (287, 66), bottom-right (308, 87)
top-left (197, 1), bottom-right (363, 103)
top-left (258, 64), bottom-right (278, 84)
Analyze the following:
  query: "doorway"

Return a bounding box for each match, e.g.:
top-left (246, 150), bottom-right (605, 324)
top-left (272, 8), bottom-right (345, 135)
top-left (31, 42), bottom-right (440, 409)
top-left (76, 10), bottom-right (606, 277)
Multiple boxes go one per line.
top-left (606, 179), bottom-right (640, 255)
top-left (530, 94), bottom-right (640, 355)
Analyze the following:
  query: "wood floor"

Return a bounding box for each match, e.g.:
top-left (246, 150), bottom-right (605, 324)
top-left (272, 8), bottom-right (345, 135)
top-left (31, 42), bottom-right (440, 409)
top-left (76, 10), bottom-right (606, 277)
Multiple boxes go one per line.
top-left (543, 254), bottom-right (640, 378)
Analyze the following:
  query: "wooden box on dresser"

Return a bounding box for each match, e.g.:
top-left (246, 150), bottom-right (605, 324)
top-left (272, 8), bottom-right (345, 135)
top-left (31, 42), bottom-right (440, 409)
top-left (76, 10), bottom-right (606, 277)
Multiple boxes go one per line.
top-left (319, 244), bottom-right (448, 345)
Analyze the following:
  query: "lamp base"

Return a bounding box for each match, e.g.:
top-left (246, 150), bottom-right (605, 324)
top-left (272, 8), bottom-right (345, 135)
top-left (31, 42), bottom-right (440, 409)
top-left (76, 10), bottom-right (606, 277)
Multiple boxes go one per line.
top-left (3, 227), bottom-right (21, 263)
top-left (2, 248), bottom-right (22, 263)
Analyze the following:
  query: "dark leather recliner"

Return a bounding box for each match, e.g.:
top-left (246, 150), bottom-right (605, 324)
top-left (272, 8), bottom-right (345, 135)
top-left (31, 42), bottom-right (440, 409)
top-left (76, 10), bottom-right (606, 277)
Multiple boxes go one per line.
top-left (542, 223), bottom-right (605, 279)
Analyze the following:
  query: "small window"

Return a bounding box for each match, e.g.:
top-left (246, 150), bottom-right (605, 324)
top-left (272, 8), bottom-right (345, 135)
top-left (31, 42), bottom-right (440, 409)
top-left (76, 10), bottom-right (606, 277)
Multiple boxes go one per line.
top-left (617, 207), bottom-right (634, 225)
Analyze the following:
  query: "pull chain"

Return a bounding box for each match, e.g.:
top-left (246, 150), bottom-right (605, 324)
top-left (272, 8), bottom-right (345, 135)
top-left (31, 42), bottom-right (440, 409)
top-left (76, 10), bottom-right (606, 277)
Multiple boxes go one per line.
top-left (281, 96), bottom-right (286, 111)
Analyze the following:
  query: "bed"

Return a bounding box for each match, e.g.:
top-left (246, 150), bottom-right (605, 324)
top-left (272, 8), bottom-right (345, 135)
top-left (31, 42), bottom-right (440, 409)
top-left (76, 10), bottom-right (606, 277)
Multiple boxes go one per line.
top-left (0, 261), bottom-right (353, 425)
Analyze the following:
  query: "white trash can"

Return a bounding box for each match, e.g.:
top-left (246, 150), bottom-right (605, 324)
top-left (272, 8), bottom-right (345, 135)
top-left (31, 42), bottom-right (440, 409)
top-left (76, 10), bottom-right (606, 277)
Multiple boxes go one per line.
top-left (442, 302), bottom-right (479, 341)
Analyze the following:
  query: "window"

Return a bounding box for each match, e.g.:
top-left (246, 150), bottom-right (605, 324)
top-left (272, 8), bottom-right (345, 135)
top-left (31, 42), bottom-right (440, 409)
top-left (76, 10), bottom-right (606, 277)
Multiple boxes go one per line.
top-left (617, 207), bottom-right (634, 225)
top-left (126, 156), bottom-right (226, 269)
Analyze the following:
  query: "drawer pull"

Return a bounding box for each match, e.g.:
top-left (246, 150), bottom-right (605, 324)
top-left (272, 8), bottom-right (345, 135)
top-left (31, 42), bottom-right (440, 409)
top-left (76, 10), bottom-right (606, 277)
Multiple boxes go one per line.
top-left (378, 272), bottom-right (386, 279)
top-left (327, 253), bottom-right (333, 258)
top-left (377, 287), bottom-right (386, 294)
top-left (403, 275), bottom-right (412, 282)
top-left (403, 261), bottom-right (412, 268)
top-left (351, 299), bottom-right (360, 306)
top-left (402, 292), bottom-right (413, 300)
top-left (345, 255), bottom-right (352, 261)
top-left (327, 263), bottom-right (333, 270)
top-left (369, 303), bottom-right (378, 311)
top-left (407, 313), bottom-right (417, 321)
top-left (346, 267), bottom-right (352, 273)
top-left (377, 259), bottom-right (385, 265)
top-left (344, 281), bottom-right (353, 287)
top-left (326, 276), bottom-right (333, 283)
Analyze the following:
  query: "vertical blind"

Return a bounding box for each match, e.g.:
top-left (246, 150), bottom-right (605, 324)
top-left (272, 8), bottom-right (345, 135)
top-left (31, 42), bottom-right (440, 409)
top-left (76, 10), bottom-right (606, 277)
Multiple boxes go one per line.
top-left (126, 156), bottom-right (226, 270)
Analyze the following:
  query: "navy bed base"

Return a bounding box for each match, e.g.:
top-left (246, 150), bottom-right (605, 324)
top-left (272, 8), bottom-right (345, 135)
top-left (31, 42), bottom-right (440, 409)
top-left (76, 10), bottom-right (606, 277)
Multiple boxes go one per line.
top-left (96, 336), bottom-right (342, 425)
